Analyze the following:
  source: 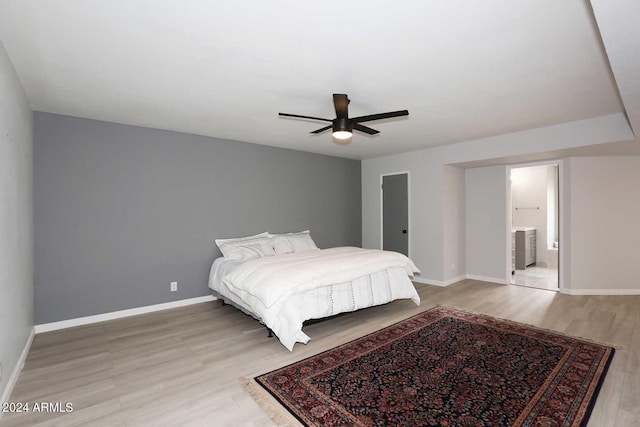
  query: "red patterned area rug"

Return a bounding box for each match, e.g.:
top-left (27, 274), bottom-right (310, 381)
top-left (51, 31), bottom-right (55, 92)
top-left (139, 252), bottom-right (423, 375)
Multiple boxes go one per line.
top-left (254, 306), bottom-right (614, 427)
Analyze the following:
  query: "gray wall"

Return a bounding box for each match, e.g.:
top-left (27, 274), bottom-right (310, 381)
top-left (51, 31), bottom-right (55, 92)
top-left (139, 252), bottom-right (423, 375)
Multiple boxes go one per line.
top-left (0, 40), bottom-right (33, 402)
top-left (568, 156), bottom-right (640, 291)
top-left (465, 165), bottom-right (508, 283)
top-left (34, 113), bottom-right (361, 324)
top-left (443, 165), bottom-right (466, 282)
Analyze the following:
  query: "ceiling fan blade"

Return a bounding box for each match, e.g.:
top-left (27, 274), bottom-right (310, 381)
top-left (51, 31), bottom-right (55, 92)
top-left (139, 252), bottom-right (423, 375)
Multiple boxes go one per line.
top-left (351, 110), bottom-right (409, 123)
top-left (353, 124), bottom-right (379, 135)
top-left (333, 94), bottom-right (349, 119)
top-left (310, 124), bottom-right (333, 134)
top-left (279, 113), bottom-right (332, 122)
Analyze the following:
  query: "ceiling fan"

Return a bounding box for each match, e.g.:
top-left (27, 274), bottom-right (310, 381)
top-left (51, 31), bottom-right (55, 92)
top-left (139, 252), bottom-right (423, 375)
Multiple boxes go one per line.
top-left (279, 94), bottom-right (408, 140)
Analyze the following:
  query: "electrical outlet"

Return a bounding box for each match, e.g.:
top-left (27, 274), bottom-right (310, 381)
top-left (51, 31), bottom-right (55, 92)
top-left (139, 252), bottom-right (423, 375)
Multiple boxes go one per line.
top-left (451, 263), bottom-right (456, 271)
top-left (170, 281), bottom-right (178, 292)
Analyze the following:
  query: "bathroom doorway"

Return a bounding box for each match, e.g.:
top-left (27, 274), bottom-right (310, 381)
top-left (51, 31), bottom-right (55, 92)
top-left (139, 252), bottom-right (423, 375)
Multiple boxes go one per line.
top-left (508, 163), bottom-right (560, 291)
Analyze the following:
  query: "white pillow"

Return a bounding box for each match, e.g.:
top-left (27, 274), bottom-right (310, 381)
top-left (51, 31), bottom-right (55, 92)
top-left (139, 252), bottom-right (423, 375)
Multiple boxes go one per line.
top-left (271, 230), bottom-right (318, 254)
top-left (271, 235), bottom-right (294, 255)
top-left (215, 232), bottom-right (269, 248)
top-left (223, 240), bottom-right (276, 260)
top-left (215, 232), bottom-right (274, 260)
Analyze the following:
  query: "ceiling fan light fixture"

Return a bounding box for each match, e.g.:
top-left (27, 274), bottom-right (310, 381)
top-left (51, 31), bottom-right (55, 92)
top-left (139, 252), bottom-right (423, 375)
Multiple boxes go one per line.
top-left (332, 130), bottom-right (352, 140)
top-left (332, 117), bottom-right (352, 140)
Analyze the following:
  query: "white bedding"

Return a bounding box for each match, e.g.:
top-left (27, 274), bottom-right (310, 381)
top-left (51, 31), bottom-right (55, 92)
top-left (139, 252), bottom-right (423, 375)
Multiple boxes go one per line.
top-left (209, 247), bottom-right (421, 351)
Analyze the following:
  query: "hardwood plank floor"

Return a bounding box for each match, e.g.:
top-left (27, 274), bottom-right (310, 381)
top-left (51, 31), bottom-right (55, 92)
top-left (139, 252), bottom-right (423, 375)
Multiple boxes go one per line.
top-left (2, 280), bottom-right (639, 426)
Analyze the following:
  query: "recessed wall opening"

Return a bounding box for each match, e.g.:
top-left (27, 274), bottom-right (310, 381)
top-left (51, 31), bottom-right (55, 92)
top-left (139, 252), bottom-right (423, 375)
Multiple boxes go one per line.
top-left (508, 163), bottom-right (560, 291)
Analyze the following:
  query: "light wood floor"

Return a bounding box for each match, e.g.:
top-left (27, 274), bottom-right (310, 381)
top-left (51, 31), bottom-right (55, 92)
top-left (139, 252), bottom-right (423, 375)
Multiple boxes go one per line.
top-left (2, 280), bottom-right (639, 426)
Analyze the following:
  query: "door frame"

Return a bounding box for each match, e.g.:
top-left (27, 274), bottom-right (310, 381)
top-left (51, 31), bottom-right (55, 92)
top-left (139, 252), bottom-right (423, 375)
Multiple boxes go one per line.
top-left (505, 160), bottom-right (565, 292)
top-left (380, 171), bottom-right (411, 257)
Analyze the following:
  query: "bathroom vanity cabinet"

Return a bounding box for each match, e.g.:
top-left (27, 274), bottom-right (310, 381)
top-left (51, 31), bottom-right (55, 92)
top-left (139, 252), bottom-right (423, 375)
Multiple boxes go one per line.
top-left (515, 228), bottom-right (536, 269)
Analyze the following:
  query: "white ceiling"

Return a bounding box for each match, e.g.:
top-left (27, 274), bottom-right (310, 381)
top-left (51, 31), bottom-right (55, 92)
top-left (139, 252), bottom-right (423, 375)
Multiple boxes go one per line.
top-left (0, 0), bottom-right (633, 159)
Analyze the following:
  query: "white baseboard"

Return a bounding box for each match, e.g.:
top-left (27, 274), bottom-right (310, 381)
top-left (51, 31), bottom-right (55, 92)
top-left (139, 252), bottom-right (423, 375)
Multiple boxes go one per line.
top-left (35, 295), bottom-right (216, 334)
top-left (412, 277), bottom-right (446, 287)
top-left (1, 327), bottom-right (35, 408)
top-left (443, 275), bottom-right (467, 286)
top-left (465, 274), bottom-right (509, 285)
top-left (412, 275), bottom-right (465, 287)
top-left (561, 288), bottom-right (640, 296)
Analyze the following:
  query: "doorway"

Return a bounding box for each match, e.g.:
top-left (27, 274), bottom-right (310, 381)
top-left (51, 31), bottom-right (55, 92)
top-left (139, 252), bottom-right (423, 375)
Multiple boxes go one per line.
top-left (381, 172), bottom-right (409, 256)
top-left (508, 163), bottom-right (560, 291)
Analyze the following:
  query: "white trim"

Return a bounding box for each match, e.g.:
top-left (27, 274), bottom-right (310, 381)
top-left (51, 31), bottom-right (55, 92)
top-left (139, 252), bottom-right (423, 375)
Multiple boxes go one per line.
top-left (412, 275), bottom-right (466, 287)
top-left (561, 288), bottom-right (640, 296)
top-left (35, 295), bottom-right (216, 333)
top-left (380, 171), bottom-right (411, 258)
top-left (1, 328), bottom-right (35, 407)
top-left (466, 274), bottom-right (509, 285)
top-left (558, 160), bottom-right (566, 293)
top-left (505, 166), bottom-right (513, 282)
top-left (412, 277), bottom-right (447, 287)
top-left (443, 275), bottom-right (466, 286)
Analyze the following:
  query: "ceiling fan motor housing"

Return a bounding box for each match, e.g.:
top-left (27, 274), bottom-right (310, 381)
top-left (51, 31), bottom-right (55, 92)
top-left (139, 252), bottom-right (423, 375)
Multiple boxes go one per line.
top-left (334, 117), bottom-right (352, 132)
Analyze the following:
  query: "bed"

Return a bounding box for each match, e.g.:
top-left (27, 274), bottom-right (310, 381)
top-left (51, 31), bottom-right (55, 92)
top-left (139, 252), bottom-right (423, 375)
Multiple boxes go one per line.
top-left (208, 231), bottom-right (421, 351)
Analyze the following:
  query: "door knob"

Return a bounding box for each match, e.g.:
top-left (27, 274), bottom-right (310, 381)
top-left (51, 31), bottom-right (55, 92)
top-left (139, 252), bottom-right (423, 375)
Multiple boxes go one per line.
top-left (402, 229), bottom-right (407, 234)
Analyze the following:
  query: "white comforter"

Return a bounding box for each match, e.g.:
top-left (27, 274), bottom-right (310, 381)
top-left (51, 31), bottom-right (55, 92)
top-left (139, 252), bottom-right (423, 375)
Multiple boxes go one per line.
top-left (220, 247), bottom-right (421, 350)
top-left (223, 246), bottom-right (419, 308)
